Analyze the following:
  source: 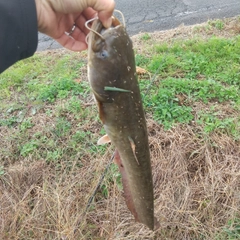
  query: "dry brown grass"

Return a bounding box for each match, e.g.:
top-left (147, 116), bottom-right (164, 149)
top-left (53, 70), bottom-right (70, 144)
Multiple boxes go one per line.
top-left (1, 17), bottom-right (240, 239)
top-left (1, 119), bottom-right (239, 239)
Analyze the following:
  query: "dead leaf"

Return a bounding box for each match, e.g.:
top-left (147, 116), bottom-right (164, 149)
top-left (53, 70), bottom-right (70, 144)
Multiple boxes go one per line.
top-left (136, 66), bottom-right (151, 79)
top-left (136, 66), bottom-right (148, 75)
top-left (74, 79), bottom-right (82, 83)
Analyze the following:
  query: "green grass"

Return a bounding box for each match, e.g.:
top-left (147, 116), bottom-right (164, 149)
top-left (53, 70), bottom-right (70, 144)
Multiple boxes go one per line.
top-left (140, 33), bottom-right (151, 41)
top-left (0, 35), bottom-right (239, 155)
top-left (0, 53), bottom-right (86, 101)
top-left (0, 34), bottom-right (239, 157)
top-left (208, 19), bottom-right (225, 30)
top-left (149, 36), bottom-right (240, 82)
top-left (0, 52), bottom-right (104, 166)
top-left (137, 36), bottom-right (240, 132)
top-left (225, 218), bottom-right (240, 239)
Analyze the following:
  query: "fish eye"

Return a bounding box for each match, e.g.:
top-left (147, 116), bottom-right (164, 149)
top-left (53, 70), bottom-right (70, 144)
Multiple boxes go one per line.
top-left (99, 50), bottom-right (108, 59)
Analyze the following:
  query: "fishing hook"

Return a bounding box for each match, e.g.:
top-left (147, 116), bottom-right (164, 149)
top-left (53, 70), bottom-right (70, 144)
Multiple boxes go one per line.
top-left (85, 17), bottom-right (105, 44)
top-left (85, 10), bottom-right (126, 45)
top-left (114, 9), bottom-right (126, 28)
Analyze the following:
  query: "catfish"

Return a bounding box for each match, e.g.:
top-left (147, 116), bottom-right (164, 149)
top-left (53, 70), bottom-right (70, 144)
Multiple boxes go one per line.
top-left (87, 16), bottom-right (158, 230)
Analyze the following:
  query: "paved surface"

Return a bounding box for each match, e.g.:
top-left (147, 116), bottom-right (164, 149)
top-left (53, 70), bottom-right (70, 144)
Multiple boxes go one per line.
top-left (37, 0), bottom-right (240, 51)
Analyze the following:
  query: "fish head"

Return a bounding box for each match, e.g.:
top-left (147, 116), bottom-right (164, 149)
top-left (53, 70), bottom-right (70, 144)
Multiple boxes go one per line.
top-left (89, 17), bottom-right (121, 53)
top-left (87, 17), bottom-right (135, 103)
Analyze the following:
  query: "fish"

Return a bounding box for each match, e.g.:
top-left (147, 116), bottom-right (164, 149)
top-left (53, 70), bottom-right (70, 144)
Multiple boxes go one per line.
top-left (87, 16), bottom-right (157, 230)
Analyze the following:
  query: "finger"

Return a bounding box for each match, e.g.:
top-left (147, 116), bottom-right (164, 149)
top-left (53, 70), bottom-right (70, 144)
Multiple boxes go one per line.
top-left (81, 7), bottom-right (97, 20)
top-left (52, 0), bottom-right (115, 28)
top-left (69, 24), bottom-right (87, 43)
top-left (56, 32), bottom-right (88, 52)
top-left (74, 10), bottom-right (94, 36)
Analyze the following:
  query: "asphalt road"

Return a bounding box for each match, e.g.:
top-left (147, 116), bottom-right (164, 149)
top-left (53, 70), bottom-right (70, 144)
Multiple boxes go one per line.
top-left (37, 0), bottom-right (240, 51)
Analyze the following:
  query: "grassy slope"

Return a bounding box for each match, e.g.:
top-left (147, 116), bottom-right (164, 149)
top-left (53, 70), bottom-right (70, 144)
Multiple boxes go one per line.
top-left (0, 17), bottom-right (239, 239)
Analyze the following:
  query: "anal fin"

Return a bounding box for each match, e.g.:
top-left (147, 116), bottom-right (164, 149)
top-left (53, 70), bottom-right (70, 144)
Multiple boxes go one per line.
top-left (97, 134), bottom-right (111, 145)
top-left (128, 136), bottom-right (140, 165)
top-left (114, 150), bottom-right (139, 222)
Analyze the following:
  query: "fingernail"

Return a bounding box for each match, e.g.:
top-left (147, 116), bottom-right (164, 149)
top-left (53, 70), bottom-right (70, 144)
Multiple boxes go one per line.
top-left (104, 18), bottom-right (112, 29)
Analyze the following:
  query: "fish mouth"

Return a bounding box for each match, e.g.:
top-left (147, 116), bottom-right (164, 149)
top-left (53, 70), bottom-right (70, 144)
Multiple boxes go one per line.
top-left (86, 16), bottom-right (122, 53)
top-left (85, 10), bottom-right (126, 53)
top-left (96, 16), bottom-right (122, 34)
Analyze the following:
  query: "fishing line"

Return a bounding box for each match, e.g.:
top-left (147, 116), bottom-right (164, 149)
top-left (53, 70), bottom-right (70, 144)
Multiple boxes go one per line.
top-left (85, 17), bottom-right (105, 43)
top-left (114, 9), bottom-right (126, 27)
top-left (85, 152), bottom-right (115, 213)
top-left (74, 152), bottom-right (115, 234)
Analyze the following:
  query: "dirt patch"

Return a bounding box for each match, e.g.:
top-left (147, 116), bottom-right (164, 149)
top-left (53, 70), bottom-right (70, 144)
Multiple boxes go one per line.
top-left (132, 16), bottom-right (240, 50)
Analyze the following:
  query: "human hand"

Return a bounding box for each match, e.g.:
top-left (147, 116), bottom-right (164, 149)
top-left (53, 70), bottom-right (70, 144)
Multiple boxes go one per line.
top-left (35, 0), bottom-right (115, 51)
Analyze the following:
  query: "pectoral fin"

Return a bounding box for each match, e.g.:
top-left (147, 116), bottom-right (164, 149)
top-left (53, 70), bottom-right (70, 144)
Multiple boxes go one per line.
top-left (97, 134), bottom-right (111, 145)
top-left (128, 136), bottom-right (140, 165)
top-left (97, 101), bottom-right (105, 123)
